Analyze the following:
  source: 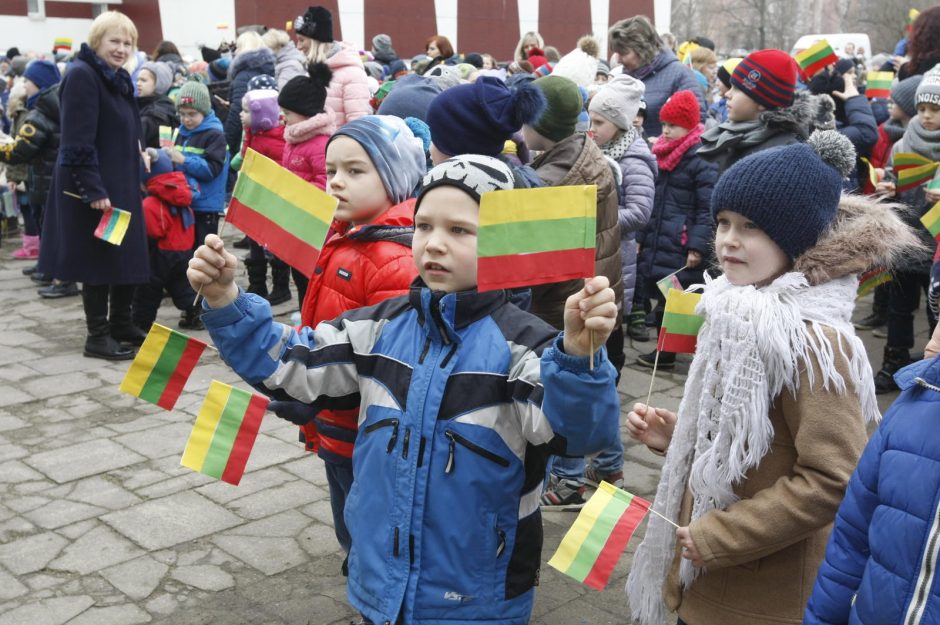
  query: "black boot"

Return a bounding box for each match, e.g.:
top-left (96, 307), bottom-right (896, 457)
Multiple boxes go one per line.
top-left (268, 259), bottom-right (292, 306)
top-left (179, 307), bottom-right (204, 331)
top-left (233, 235), bottom-right (250, 249)
top-left (627, 310), bottom-right (650, 342)
top-left (109, 284), bottom-right (147, 347)
top-left (244, 257), bottom-right (269, 298)
top-left (83, 285), bottom-right (134, 360)
top-left (874, 346), bottom-right (915, 394)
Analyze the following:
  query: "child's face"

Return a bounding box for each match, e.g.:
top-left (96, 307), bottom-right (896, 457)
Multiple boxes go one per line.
top-left (888, 100), bottom-right (911, 124)
top-left (23, 78), bottom-right (39, 98)
top-left (661, 122), bottom-right (690, 141)
top-left (482, 55), bottom-right (496, 70)
top-left (326, 137), bottom-right (392, 225)
top-left (726, 86), bottom-right (765, 122)
top-left (136, 69), bottom-right (156, 97)
top-left (413, 186), bottom-right (479, 293)
top-left (179, 107), bottom-right (204, 130)
top-left (589, 111), bottom-right (622, 146)
top-left (717, 81), bottom-right (730, 98)
top-left (633, 114), bottom-right (645, 130)
top-left (917, 102), bottom-right (940, 132)
top-left (282, 109), bottom-right (307, 126)
top-left (595, 72), bottom-right (609, 84)
top-left (522, 125), bottom-right (553, 151)
top-left (715, 210), bottom-right (792, 287)
top-left (240, 97), bottom-right (251, 128)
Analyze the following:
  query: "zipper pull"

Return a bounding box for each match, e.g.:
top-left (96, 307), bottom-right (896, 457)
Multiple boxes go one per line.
top-left (496, 526), bottom-right (506, 558)
top-left (402, 428), bottom-right (411, 459)
top-left (445, 432), bottom-right (455, 473)
top-left (386, 420), bottom-right (399, 454)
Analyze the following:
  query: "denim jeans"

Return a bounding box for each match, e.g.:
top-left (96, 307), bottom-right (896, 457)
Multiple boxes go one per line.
top-left (325, 460), bottom-right (353, 553)
top-left (550, 437), bottom-right (624, 481)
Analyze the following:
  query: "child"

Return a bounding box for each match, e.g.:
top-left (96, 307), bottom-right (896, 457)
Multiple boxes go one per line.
top-left (698, 49), bottom-right (807, 173)
top-left (872, 65), bottom-right (940, 393)
top-left (625, 132), bottom-right (919, 625)
top-left (187, 154), bottom-right (621, 625)
top-left (706, 57), bottom-right (741, 127)
top-left (136, 61), bottom-right (177, 149)
top-left (277, 62), bottom-right (336, 306)
top-left (132, 149), bottom-right (197, 331)
top-left (634, 90), bottom-right (717, 366)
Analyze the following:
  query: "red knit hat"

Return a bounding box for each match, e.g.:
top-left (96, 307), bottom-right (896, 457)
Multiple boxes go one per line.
top-left (527, 47), bottom-right (548, 70)
top-left (730, 49), bottom-right (797, 110)
top-left (659, 90), bottom-right (700, 130)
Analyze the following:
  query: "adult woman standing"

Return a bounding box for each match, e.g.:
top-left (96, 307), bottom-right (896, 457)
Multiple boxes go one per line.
top-left (261, 28), bottom-right (307, 90)
top-left (419, 35), bottom-right (454, 75)
top-left (293, 5), bottom-right (370, 126)
top-left (38, 11), bottom-right (149, 360)
top-left (513, 31), bottom-right (544, 63)
top-left (898, 6), bottom-right (940, 79)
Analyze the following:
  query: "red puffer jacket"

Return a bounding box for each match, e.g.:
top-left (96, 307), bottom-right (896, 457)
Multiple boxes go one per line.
top-left (142, 171), bottom-right (195, 252)
top-left (242, 125), bottom-right (285, 164)
top-left (298, 199), bottom-right (418, 461)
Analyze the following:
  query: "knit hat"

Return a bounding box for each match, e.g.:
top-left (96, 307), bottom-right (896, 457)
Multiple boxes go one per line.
top-left (53, 37), bottom-right (72, 53)
top-left (201, 45), bottom-right (222, 63)
top-left (145, 148), bottom-right (174, 178)
top-left (295, 6), bottom-right (333, 42)
top-left (526, 48), bottom-right (548, 70)
top-left (6, 47), bottom-right (20, 60)
top-left (372, 34), bottom-right (394, 56)
top-left (892, 74), bottom-right (923, 117)
top-left (659, 90), bottom-right (701, 130)
top-left (425, 64), bottom-right (462, 90)
top-left (208, 58), bottom-right (230, 82)
top-left (23, 60), bottom-right (60, 92)
top-left (427, 75), bottom-right (546, 158)
top-left (415, 154), bottom-right (516, 212)
top-left (711, 130), bottom-right (856, 259)
top-left (464, 53), bottom-right (484, 69)
top-left (716, 57), bottom-right (742, 89)
top-left (246, 89), bottom-right (281, 131)
top-left (915, 63), bottom-right (940, 106)
top-left (551, 39), bottom-right (600, 88)
top-left (530, 75), bottom-right (583, 142)
top-left (177, 80), bottom-right (211, 115)
top-left (278, 62), bottom-right (332, 117)
top-left (247, 74), bottom-right (278, 92)
top-left (329, 115), bottom-right (427, 205)
top-left (140, 61), bottom-right (173, 96)
top-left (388, 59), bottom-right (408, 77)
top-left (7, 55), bottom-right (27, 77)
top-left (731, 49), bottom-right (798, 110)
top-left (596, 59), bottom-right (611, 77)
top-left (377, 73), bottom-right (442, 122)
top-left (588, 74), bottom-right (645, 130)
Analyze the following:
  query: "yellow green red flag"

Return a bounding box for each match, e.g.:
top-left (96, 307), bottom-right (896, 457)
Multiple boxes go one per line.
top-left (120, 324), bottom-right (207, 410)
top-left (794, 40), bottom-right (837, 78)
top-left (94, 207), bottom-right (131, 246)
top-left (866, 71), bottom-right (893, 99)
top-left (921, 201), bottom-right (940, 241)
top-left (857, 267), bottom-right (892, 298)
top-left (657, 289), bottom-right (704, 354)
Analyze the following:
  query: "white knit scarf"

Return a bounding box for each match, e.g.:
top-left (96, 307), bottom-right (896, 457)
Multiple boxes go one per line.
top-left (626, 272), bottom-right (880, 625)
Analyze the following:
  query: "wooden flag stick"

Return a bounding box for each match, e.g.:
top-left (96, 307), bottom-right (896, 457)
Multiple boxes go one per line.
top-left (63, 190), bottom-right (83, 200)
top-left (589, 330), bottom-right (594, 371)
top-left (192, 215), bottom-right (228, 307)
top-left (646, 504), bottom-right (680, 528)
top-left (644, 348), bottom-right (661, 409)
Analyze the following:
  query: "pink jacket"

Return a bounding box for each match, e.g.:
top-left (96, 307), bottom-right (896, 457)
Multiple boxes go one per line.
top-left (325, 42), bottom-right (372, 126)
top-left (282, 109), bottom-right (336, 191)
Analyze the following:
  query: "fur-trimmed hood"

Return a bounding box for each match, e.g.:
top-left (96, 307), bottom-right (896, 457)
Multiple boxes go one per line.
top-left (758, 90), bottom-right (817, 139)
top-left (794, 193), bottom-right (927, 286)
top-left (229, 47), bottom-right (276, 79)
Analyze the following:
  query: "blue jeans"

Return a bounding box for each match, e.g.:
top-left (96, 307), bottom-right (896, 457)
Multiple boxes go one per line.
top-left (325, 460), bottom-right (353, 553)
top-left (550, 437), bottom-right (624, 481)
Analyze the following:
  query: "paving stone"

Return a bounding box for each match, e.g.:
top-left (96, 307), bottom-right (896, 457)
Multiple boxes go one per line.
top-left (0, 384), bottom-right (34, 407)
top-left (0, 410), bottom-right (27, 432)
top-left (25, 572), bottom-right (70, 591)
top-left (23, 499), bottom-right (106, 530)
top-left (0, 567), bottom-right (28, 600)
top-left (297, 523), bottom-right (344, 558)
top-left (100, 556), bottom-right (170, 601)
top-left (0, 530), bottom-right (69, 574)
top-left (58, 476), bottom-right (142, 510)
top-left (57, 518), bottom-right (99, 540)
top-left (212, 535), bottom-right (308, 576)
top-left (102, 491), bottom-right (242, 550)
top-left (65, 604), bottom-right (152, 625)
top-left (0, 362), bottom-right (38, 382)
top-left (195, 467), bottom-right (293, 505)
top-left (0, 328), bottom-right (45, 346)
top-left (223, 509), bottom-right (311, 537)
top-left (0, 513), bottom-right (37, 541)
top-left (49, 525), bottom-right (143, 575)
top-left (24, 353), bottom-right (91, 376)
top-left (5, 493), bottom-right (49, 513)
top-left (239, 432), bottom-right (303, 472)
top-left (170, 564), bottom-right (236, 592)
top-left (144, 593), bottom-right (179, 617)
top-left (134, 471), bottom-right (216, 500)
top-left (114, 423), bottom-right (193, 460)
top-left (21, 371), bottom-right (102, 399)
top-left (0, 459), bottom-right (43, 483)
top-left (0, 595), bottom-right (95, 625)
top-left (279, 455), bottom-right (329, 486)
top-left (25, 439), bottom-right (145, 484)
top-left (226, 479), bottom-right (325, 520)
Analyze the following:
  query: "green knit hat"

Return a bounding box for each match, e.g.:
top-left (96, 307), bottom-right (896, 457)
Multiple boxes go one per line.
top-left (176, 80), bottom-right (211, 115)
top-left (531, 75), bottom-right (582, 141)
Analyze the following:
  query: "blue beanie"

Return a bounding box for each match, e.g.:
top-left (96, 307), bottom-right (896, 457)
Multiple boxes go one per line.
top-left (377, 73), bottom-right (442, 122)
top-left (247, 74), bottom-right (278, 92)
top-left (23, 59), bottom-right (60, 91)
top-left (426, 75), bottom-right (546, 158)
top-left (329, 115), bottom-right (427, 205)
top-left (711, 131), bottom-right (856, 259)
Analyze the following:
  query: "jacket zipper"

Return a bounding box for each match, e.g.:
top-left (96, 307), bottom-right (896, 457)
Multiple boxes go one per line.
top-left (401, 428), bottom-right (410, 459)
top-left (364, 418), bottom-right (399, 454)
top-left (904, 497), bottom-right (940, 625)
top-left (915, 377), bottom-right (940, 393)
top-left (495, 522), bottom-right (506, 558)
top-left (443, 430), bottom-right (511, 473)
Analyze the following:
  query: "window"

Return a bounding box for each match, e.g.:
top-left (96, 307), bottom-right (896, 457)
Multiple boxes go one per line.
top-left (27, 0), bottom-right (46, 19)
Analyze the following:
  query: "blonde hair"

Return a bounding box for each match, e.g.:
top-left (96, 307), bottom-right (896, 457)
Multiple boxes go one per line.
top-left (236, 31), bottom-right (265, 55)
top-left (262, 28), bottom-right (291, 52)
top-left (305, 41), bottom-right (334, 64)
top-left (690, 46), bottom-right (717, 71)
top-left (513, 31), bottom-right (544, 62)
top-left (88, 11), bottom-right (138, 50)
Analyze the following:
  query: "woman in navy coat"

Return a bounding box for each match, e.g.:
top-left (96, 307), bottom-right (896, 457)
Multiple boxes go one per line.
top-left (39, 11), bottom-right (150, 360)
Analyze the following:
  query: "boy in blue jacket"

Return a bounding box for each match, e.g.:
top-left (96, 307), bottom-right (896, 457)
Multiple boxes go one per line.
top-left (187, 154), bottom-right (621, 625)
top-left (805, 321), bottom-right (940, 625)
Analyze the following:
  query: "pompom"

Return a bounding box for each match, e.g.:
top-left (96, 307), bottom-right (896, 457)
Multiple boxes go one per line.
top-left (577, 35), bottom-right (600, 59)
top-left (404, 116), bottom-right (431, 153)
top-left (807, 130), bottom-right (856, 179)
top-left (307, 62), bottom-right (333, 88)
top-left (508, 81), bottom-right (547, 127)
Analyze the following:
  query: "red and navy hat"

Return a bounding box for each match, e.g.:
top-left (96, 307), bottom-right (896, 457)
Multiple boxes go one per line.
top-left (730, 49), bottom-right (797, 110)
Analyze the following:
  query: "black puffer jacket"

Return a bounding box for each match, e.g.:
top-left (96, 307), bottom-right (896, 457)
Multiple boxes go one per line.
top-left (0, 84), bottom-right (59, 210)
top-left (224, 47), bottom-right (276, 155)
top-left (138, 94), bottom-right (178, 149)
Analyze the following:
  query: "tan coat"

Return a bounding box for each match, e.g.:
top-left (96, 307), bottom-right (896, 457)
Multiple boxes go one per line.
top-left (663, 327), bottom-right (868, 625)
top-left (529, 133), bottom-right (623, 329)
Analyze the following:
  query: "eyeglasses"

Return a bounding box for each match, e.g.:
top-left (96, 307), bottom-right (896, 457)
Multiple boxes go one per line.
top-left (179, 110), bottom-right (203, 119)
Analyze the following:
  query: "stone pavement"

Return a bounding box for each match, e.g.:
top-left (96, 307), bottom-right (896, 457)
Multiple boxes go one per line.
top-left (0, 235), bottom-right (925, 625)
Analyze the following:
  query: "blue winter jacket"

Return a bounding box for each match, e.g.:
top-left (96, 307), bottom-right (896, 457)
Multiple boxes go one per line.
top-left (175, 111), bottom-right (229, 214)
top-left (805, 355), bottom-right (940, 625)
top-left (631, 49), bottom-right (707, 137)
top-left (202, 285), bottom-right (621, 625)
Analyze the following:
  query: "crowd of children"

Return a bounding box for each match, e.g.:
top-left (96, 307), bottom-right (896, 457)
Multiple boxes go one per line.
top-left (4, 4), bottom-right (940, 624)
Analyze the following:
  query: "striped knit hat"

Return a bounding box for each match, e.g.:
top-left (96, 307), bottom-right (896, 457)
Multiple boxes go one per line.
top-left (730, 49), bottom-right (797, 110)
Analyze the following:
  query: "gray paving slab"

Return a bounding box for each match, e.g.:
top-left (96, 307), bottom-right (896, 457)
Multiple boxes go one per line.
top-left (25, 439), bottom-right (146, 484)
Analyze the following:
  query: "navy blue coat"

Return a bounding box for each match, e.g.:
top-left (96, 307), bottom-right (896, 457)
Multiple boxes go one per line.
top-left (837, 95), bottom-right (878, 193)
top-left (38, 44), bottom-right (149, 285)
top-left (224, 47), bottom-right (276, 156)
top-left (631, 49), bottom-right (706, 137)
top-left (636, 144), bottom-right (717, 293)
top-left (805, 355), bottom-right (940, 625)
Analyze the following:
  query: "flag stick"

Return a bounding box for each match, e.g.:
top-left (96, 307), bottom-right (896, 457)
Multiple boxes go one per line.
top-left (63, 190), bottom-right (83, 200)
top-left (589, 330), bottom-right (594, 371)
top-left (644, 348), bottom-right (661, 408)
top-left (193, 214), bottom-right (228, 307)
top-left (646, 504), bottom-right (680, 528)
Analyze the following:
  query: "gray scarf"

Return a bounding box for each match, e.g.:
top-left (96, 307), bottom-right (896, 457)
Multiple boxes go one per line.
top-left (698, 119), bottom-right (770, 158)
top-left (903, 117), bottom-right (940, 162)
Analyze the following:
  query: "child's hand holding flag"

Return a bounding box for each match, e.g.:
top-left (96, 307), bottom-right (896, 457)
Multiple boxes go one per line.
top-left (187, 234), bottom-right (239, 309)
top-left (563, 276), bottom-right (617, 358)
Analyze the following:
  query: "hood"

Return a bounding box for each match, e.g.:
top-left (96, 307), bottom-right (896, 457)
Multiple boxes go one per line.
top-left (326, 42), bottom-right (365, 70)
top-left (283, 109), bottom-right (335, 144)
top-left (6, 81), bottom-right (27, 115)
top-left (34, 84), bottom-right (60, 119)
top-left (757, 90), bottom-right (816, 139)
top-left (138, 95), bottom-right (176, 123)
top-left (178, 110), bottom-right (224, 137)
top-left (625, 134), bottom-right (658, 171)
top-left (146, 170), bottom-right (193, 206)
top-left (229, 47), bottom-right (276, 78)
top-left (346, 198), bottom-right (416, 246)
top-left (793, 193), bottom-right (928, 286)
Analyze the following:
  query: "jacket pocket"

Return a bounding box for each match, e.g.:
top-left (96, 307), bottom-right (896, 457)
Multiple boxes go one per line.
top-left (443, 429), bottom-right (511, 474)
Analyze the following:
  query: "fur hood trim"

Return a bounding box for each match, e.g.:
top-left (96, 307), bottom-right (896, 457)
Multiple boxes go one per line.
top-left (758, 90), bottom-right (817, 139)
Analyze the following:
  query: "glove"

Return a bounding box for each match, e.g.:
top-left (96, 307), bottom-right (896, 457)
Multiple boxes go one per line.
top-left (268, 400), bottom-right (316, 426)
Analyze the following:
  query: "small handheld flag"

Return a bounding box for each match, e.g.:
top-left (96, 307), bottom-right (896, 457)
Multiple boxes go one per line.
top-left (120, 324), bottom-right (208, 410)
top-left (866, 71), bottom-right (893, 99)
top-left (860, 157), bottom-right (881, 194)
top-left (548, 482), bottom-right (651, 590)
top-left (857, 267), bottom-right (892, 298)
top-left (893, 153), bottom-right (939, 193)
top-left (656, 267), bottom-right (685, 298)
top-left (181, 381), bottom-right (269, 486)
top-left (657, 289), bottom-right (704, 354)
top-left (921, 201), bottom-right (940, 242)
top-left (159, 125), bottom-right (175, 149)
top-left (794, 40), bottom-right (837, 79)
top-left (94, 207), bottom-right (131, 245)
top-left (476, 185), bottom-right (597, 292)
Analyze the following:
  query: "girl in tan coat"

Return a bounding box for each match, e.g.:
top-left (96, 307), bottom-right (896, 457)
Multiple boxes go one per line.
top-left (624, 130), bottom-right (923, 625)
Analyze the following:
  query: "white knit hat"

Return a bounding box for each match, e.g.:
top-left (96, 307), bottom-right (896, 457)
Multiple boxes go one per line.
top-left (550, 39), bottom-right (600, 88)
top-left (588, 74), bottom-right (645, 130)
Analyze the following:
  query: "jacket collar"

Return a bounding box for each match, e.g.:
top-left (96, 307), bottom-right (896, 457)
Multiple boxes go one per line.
top-left (335, 199), bottom-right (415, 246)
top-left (77, 43), bottom-right (134, 96)
top-left (408, 277), bottom-right (509, 341)
top-left (178, 111), bottom-right (223, 137)
top-left (895, 356), bottom-right (940, 393)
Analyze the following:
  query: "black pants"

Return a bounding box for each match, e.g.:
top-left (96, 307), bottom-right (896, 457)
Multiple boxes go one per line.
top-left (606, 325), bottom-right (625, 383)
top-left (886, 272), bottom-right (935, 350)
top-left (82, 283), bottom-right (137, 335)
top-left (193, 212), bottom-right (220, 250)
top-left (677, 619), bottom-right (691, 625)
top-left (132, 244), bottom-right (196, 330)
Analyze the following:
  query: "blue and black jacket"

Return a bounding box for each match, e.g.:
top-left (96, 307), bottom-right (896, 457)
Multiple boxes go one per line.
top-left (174, 111), bottom-right (229, 214)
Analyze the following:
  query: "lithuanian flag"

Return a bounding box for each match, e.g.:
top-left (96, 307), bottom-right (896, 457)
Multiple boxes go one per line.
top-left (860, 157), bottom-right (880, 194)
top-left (657, 289), bottom-right (704, 354)
top-left (94, 207), bottom-right (131, 246)
top-left (159, 125), bottom-right (175, 149)
top-left (794, 40), bottom-right (837, 79)
top-left (866, 71), bottom-right (893, 99)
top-left (857, 267), bottom-right (892, 298)
top-left (548, 482), bottom-right (651, 590)
top-left (181, 381), bottom-right (269, 486)
top-left (921, 201), bottom-right (940, 241)
top-left (476, 185), bottom-right (596, 292)
top-left (120, 324), bottom-right (208, 410)
top-left (228, 149), bottom-right (336, 277)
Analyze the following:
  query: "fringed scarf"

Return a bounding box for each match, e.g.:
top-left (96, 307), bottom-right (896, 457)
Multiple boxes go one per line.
top-left (652, 124), bottom-right (704, 171)
top-left (626, 272), bottom-right (880, 625)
